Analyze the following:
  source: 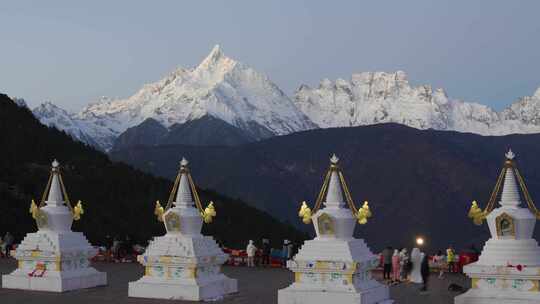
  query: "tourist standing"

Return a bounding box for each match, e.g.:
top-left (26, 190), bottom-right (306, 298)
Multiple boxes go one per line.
top-left (3, 232), bottom-right (13, 258)
top-left (0, 236), bottom-right (4, 258)
top-left (282, 240), bottom-right (293, 266)
top-left (124, 235), bottom-right (133, 260)
top-left (433, 250), bottom-right (445, 279)
top-left (246, 240), bottom-right (257, 267)
top-left (261, 238), bottom-right (271, 267)
top-left (410, 248), bottom-right (423, 283)
top-left (399, 248), bottom-right (410, 281)
top-left (381, 246), bottom-right (393, 281)
top-left (447, 245), bottom-right (456, 273)
top-left (420, 252), bottom-right (430, 292)
top-left (112, 236), bottom-right (121, 261)
top-left (392, 249), bottom-right (401, 283)
top-left (286, 241), bottom-right (293, 260)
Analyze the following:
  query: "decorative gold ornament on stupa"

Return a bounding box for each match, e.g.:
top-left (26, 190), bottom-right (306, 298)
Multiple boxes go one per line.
top-left (154, 200), bottom-right (165, 222)
top-left (298, 201), bottom-right (312, 224)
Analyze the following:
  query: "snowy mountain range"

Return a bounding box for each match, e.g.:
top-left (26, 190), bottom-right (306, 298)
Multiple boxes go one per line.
top-left (30, 46), bottom-right (540, 151)
top-left (294, 71), bottom-right (540, 135)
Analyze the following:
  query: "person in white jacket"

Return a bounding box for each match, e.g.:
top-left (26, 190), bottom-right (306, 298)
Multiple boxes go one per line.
top-left (246, 240), bottom-right (257, 267)
top-left (410, 248), bottom-right (423, 284)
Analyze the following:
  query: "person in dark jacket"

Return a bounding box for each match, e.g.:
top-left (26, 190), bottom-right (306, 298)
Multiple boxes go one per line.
top-left (381, 246), bottom-right (393, 281)
top-left (420, 253), bottom-right (430, 292)
top-left (261, 238), bottom-right (271, 267)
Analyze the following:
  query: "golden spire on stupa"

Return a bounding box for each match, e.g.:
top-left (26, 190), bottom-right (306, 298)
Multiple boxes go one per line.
top-left (298, 154), bottom-right (372, 225)
top-left (154, 157), bottom-right (216, 224)
top-left (468, 149), bottom-right (540, 225)
top-left (30, 159), bottom-right (84, 223)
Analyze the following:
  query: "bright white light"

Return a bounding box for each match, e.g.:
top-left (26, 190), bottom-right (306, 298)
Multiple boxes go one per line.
top-left (416, 237), bottom-right (424, 246)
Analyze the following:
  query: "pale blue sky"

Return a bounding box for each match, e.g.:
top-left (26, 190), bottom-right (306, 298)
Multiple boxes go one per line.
top-left (1, 1), bottom-right (539, 111)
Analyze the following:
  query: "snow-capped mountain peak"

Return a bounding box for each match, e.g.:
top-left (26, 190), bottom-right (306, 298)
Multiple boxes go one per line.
top-left (71, 45), bottom-right (315, 150)
top-left (34, 101), bottom-right (73, 123)
top-left (195, 44), bottom-right (233, 71)
top-left (501, 86), bottom-right (540, 127)
top-left (190, 44), bottom-right (239, 89)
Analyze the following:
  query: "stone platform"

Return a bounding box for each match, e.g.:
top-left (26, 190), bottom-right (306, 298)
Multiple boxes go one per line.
top-left (129, 274), bottom-right (237, 301)
top-left (279, 285), bottom-right (393, 304)
top-left (2, 230), bottom-right (107, 292)
top-left (3, 268), bottom-right (106, 292)
top-left (0, 259), bottom-right (471, 304)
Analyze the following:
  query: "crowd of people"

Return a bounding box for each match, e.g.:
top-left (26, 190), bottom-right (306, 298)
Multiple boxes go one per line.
top-left (379, 244), bottom-right (478, 293)
top-left (0, 232), bottom-right (298, 267)
top-left (242, 238), bottom-right (296, 267)
top-left (85, 235), bottom-right (145, 263)
top-left (91, 236), bottom-right (298, 267)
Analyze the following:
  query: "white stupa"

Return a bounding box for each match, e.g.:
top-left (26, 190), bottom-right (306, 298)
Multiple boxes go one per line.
top-left (456, 150), bottom-right (540, 304)
top-left (2, 160), bottom-right (107, 292)
top-left (128, 157), bottom-right (237, 301)
top-left (278, 154), bottom-right (393, 304)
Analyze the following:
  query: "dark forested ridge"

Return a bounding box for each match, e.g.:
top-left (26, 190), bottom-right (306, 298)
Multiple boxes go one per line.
top-left (0, 94), bottom-right (306, 248)
top-left (111, 122), bottom-right (540, 253)
top-left (111, 116), bottom-right (255, 151)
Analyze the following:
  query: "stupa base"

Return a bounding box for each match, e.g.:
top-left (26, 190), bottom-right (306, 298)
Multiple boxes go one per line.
top-left (278, 284), bottom-right (393, 304)
top-left (457, 263), bottom-right (540, 304)
top-left (455, 289), bottom-right (540, 304)
top-left (128, 276), bottom-right (238, 301)
top-left (2, 268), bottom-right (107, 292)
